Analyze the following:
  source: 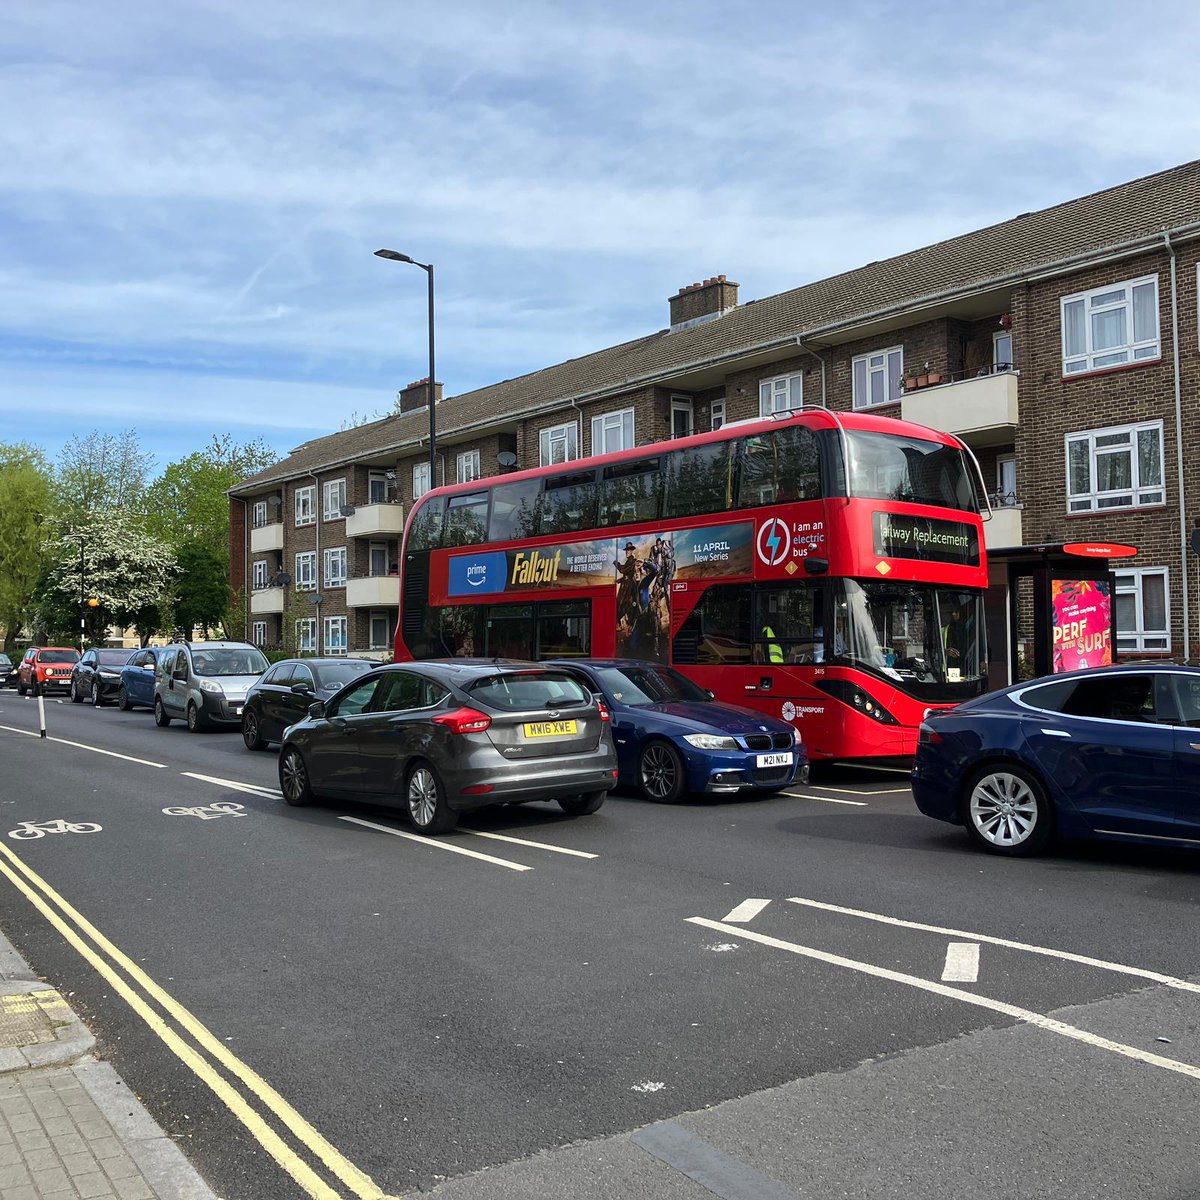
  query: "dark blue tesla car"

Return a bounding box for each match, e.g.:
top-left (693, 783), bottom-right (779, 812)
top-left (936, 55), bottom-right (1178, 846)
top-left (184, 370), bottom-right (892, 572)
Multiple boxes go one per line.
top-left (912, 664), bottom-right (1200, 856)
top-left (547, 659), bottom-right (807, 802)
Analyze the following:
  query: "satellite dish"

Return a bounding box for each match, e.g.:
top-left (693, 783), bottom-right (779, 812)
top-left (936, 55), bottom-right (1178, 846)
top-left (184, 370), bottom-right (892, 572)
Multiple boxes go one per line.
top-left (308, 593), bottom-right (324, 606)
top-left (266, 495), bottom-right (282, 509)
top-left (497, 451), bottom-right (518, 469)
top-left (272, 571), bottom-right (293, 587)
top-left (340, 504), bottom-right (356, 517)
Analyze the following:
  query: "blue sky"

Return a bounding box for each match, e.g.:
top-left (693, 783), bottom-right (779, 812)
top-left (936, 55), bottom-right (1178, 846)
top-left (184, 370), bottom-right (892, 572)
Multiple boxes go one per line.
top-left (3, 0), bottom-right (1198, 470)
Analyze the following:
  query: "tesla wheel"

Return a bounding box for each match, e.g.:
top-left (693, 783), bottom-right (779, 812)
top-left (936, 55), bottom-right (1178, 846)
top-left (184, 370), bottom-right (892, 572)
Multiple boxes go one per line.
top-left (186, 701), bottom-right (207, 733)
top-left (558, 791), bottom-right (606, 816)
top-left (91, 680), bottom-right (103, 707)
top-left (279, 748), bottom-right (314, 807)
top-left (154, 697), bottom-right (171, 727)
top-left (70, 680), bottom-right (83, 703)
top-left (117, 685), bottom-right (133, 712)
top-left (638, 741), bottom-right (687, 804)
top-left (963, 765), bottom-right (1053, 857)
top-left (242, 710), bottom-right (266, 751)
top-left (406, 762), bottom-right (458, 834)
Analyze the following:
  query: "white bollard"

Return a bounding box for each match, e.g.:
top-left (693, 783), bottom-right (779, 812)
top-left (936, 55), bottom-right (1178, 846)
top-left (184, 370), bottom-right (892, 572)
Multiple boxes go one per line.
top-left (37, 693), bottom-right (47, 739)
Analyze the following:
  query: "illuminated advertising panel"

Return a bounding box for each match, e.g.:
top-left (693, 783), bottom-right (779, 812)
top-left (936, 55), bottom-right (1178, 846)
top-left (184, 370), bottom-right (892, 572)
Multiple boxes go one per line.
top-left (1050, 578), bottom-right (1113, 673)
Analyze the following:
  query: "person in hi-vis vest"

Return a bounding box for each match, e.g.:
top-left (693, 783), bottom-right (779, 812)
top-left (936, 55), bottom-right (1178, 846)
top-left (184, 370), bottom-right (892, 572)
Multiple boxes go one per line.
top-left (760, 625), bottom-right (784, 664)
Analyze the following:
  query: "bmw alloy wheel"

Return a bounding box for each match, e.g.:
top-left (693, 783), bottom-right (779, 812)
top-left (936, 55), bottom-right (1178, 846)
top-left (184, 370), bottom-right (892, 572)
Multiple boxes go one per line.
top-left (639, 742), bottom-right (684, 803)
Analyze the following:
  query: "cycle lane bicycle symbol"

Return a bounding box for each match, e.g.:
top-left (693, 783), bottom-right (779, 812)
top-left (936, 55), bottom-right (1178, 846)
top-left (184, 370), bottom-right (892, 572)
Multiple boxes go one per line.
top-left (8, 819), bottom-right (102, 840)
top-left (161, 802), bottom-right (247, 821)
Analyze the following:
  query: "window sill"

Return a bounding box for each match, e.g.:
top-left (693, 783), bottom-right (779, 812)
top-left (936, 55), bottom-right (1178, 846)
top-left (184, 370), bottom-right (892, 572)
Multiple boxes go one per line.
top-left (851, 400), bottom-right (902, 412)
top-left (322, 516), bottom-right (345, 524)
top-left (1061, 357), bottom-right (1162, 383)
top-left (295, 519), bottom-right (315, 528)
top-left (1065, 504), bottom-right (1167, 518)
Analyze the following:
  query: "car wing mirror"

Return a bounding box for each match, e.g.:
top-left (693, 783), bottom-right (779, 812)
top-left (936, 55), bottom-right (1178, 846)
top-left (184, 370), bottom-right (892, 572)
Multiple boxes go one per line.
top-left (307, 700), bottom-right (325, 718)
top-left (291, 682), bottom-right (314, 695)
top-left (704, 689), bottom-right (716, 700)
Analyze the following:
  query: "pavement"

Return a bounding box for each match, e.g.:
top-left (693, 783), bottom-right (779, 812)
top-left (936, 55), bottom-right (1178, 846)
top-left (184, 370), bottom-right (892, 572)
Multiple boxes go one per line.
top-left (0, 930), bottom-right (219, 1200)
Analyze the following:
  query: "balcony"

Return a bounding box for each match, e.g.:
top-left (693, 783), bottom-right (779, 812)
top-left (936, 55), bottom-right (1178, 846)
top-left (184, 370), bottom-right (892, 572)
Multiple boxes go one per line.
top-left (901, 370), bottom-right (1018, 448)
top-left (250, 587), bottom-right (285, 614)
top-left (250, 523), bottom-right (284, 553)
top-left (346, 576), bottom-right (401, 608)
top-left (346, 503), bottom-right (405, 539)
top-left (983, 504), bottom-right (1024, 550)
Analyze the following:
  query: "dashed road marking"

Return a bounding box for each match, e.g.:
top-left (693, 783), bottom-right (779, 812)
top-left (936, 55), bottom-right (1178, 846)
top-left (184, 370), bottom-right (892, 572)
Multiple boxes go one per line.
top-left (465, 829), bottom-right (597, 859)
top-left (0, 724), bottom-right (167, 769)
top-left (782, 792), bottom-right (868, 806)
top-left (941, 942), bottom-right (980, 982)
top-left (785, 895), bottom-right (1200, 994)
top-left (180, 772), bottom-right (283, 799)
top-left (687, 916), bottom-right (1200, 1082)
top-left (722, 898), bottom-right (771, 923)
top-left (339, 815), bottom-right (532, 871)
top-left (806, 784), bottom-right (908, 797)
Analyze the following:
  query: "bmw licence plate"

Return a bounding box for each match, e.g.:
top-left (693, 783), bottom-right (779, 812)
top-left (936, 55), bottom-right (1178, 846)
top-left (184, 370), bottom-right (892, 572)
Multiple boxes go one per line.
top-left (523, 720), bottom-right (577, 738)
top-left (756, 752), bottom-right (791, 768)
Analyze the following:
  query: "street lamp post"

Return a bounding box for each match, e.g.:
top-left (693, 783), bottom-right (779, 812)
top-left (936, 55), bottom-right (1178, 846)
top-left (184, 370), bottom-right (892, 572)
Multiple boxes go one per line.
top-left (374, 249), bottom-right (437, 479)
top-left (65, 534), bottom-right (85, 653)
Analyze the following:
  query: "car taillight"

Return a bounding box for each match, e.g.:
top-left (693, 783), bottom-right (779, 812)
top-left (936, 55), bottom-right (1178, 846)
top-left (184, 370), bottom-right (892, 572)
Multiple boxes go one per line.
top-left (432, 707), bottom-right (492, 734)
top-left (596, 700), bottom-right (610, 722)
top-left (918, 723), bottom-right (943, 746)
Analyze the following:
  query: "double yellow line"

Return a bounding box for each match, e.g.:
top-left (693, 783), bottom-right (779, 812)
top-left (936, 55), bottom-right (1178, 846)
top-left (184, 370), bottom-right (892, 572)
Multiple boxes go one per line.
top-left (0, 842), bottom-right (396, 1200)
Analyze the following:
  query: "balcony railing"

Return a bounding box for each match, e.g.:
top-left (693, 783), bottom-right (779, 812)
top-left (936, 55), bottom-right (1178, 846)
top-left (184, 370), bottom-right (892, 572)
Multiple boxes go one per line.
top-left (250, 523), bottom-right (285, 553)
top-left (901, 369), bottom-right (1018, 447)
top-left (250, 587), bottom-right (285, 615)
top-left (346, 576), bottom-right (401, 608)
top-left (346, 503), bottom-right (406, 539)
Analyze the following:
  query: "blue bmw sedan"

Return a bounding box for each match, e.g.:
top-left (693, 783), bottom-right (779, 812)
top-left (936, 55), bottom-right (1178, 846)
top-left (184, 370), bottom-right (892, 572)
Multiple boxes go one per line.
top-left (912, 665), bottom-right (1200, 856)
top-left (547, 659), bottom-right (808, 802)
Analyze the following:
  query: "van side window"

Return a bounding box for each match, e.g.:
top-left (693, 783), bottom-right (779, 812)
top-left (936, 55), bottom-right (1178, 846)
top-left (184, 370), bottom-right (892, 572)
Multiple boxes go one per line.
top-left (173, 653), bottom-right (190, 682)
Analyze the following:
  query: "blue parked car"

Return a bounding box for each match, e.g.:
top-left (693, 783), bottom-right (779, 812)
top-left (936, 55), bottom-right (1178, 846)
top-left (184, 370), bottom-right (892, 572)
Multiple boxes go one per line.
top-left (547, 659), bottom-right (808, 802)
top-left (117, 646), bottom-right (162, 712)
top-left (913, 664), bottom-right (1200, 856)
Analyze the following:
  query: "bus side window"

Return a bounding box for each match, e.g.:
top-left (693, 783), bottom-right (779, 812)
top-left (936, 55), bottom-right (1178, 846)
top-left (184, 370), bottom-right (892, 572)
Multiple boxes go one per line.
top-left (736, 427), bottom-right (821, 508)
top-left (445, 492), bottom-right (489, 547)
top-left (541, 470), bottom-right (598, 535)
top-left (663, 442), bottom-right (733, 518)
top-left (408, 496), bottom-right (447, 551)
top-left (489, 478), bottom-right (543, 541)
top-left (599, 459), bottom-right (663, 527)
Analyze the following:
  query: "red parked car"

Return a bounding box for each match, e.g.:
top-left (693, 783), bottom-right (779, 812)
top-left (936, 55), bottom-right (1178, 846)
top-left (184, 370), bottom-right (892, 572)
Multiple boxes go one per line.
top-left (18, 647), bottom-right (81, 696)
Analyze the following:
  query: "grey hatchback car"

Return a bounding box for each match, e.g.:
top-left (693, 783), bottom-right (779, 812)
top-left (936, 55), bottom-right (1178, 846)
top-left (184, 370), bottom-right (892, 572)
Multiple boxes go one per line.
top-left (277, 661), bottom-right (618, 832)
top-left (154, 641), bottom-right (269, 732)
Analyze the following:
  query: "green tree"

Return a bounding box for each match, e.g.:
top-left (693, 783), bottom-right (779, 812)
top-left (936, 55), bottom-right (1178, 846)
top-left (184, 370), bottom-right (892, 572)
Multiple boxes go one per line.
top-left (56, 429), bottom-right (155, 522)
top-left (0, 444), bottom-right (53, 650)
top-left (171, 541), bottom-right (230, 637)
top-left (39, 512), bottom-right (176, 647)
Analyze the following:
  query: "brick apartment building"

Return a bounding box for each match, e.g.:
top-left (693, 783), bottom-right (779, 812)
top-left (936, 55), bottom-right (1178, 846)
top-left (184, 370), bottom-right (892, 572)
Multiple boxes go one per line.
top-left (229, 159), bottom-right (1200, 675)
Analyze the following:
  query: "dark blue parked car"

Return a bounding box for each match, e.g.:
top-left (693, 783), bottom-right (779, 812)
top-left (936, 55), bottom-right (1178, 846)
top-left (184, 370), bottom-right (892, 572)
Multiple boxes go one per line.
top-left (547, 659), bottom-right (808, 802)
top-left (913, 665), bottom-right (1200, 856)
top-left (117, 646), bottom-right (162, 711)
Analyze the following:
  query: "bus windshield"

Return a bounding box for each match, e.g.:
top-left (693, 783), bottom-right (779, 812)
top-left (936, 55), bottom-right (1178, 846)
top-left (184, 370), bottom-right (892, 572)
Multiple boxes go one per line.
top-left (834, 580), bottom-right (986, 696)
top-left (843, 430), bottom-right (978, 513)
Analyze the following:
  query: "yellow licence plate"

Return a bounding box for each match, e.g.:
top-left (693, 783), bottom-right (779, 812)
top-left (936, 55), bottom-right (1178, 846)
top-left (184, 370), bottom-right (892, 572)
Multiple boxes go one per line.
top-left (522, 720), bottom-right (578, 738)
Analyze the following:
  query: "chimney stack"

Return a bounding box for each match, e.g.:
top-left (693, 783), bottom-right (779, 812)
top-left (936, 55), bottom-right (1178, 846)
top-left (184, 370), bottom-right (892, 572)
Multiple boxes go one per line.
top-left (398, 377), bottom-right (443, 414)
top-left (668, 275), bottom-right (739, 331)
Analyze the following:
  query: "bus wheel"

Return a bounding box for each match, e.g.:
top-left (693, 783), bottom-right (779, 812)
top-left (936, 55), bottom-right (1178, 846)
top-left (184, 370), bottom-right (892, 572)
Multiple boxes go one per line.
top-left (638, 741), bottom-right (686, 804)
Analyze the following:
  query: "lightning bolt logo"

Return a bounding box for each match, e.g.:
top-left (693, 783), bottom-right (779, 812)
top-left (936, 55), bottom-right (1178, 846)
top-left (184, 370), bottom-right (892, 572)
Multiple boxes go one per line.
top-left (756, 518), bottom-right (790, 566)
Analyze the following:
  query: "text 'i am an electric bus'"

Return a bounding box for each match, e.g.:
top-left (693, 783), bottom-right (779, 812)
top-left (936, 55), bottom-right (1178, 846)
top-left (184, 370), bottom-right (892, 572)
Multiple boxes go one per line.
top-left (395, 406), bottom-right (989, 760)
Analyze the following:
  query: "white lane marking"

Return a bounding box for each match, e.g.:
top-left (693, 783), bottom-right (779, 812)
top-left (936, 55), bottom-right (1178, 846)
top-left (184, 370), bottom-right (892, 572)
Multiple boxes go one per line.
top-left (807, 784), bottom-right (908, 797)
top-left (465, 830), bottom-right (597, 859)
top-left (782, 791), bottom-right (868, 807)
top-left (0, 724), bottom-right (167, 769)
top-left (180, 772), bottom-right (283, 799)
top-left (786, 896), bottom-right (1200, 995)
top-left (687, 917), bottom-right (1200, 1082)
top-left (832, 762), bottom-right (912, 776)
top-left (722, 898), bottom-right (771, 924)
top-left (941, 942), bottom-right (980, 983)
top-left (338, 816), bottom-right (531, 871)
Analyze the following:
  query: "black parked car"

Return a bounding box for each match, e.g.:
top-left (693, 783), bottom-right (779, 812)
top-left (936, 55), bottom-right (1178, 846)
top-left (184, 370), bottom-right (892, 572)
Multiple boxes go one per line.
top-left (241, 657), bottom-right (375, 750)
top-left (70, 648), bottom-right (137, 706)
top-left (278, 661), bottom-right (617, 832)
top-left (0, 653), bottom-right (17, 689)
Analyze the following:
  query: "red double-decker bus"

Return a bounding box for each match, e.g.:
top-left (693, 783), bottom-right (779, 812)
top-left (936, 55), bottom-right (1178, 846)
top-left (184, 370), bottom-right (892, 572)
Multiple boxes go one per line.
top-left (395, 407), bottom-right (989, 760)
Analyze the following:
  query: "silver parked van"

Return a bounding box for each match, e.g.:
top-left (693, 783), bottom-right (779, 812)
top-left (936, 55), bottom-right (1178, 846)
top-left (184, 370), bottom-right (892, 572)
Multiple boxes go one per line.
top-left (154, 641), bottom-right (268, 732)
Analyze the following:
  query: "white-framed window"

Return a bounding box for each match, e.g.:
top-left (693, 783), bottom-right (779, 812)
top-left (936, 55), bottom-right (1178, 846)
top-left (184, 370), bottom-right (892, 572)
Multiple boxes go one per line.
top-left (369, 610), bottom-right (392, 650)
top-left (1065, 420), bottom-right (1164, 513)
top-left (369, 542), bottom-right (389, 577)
top-left (295, 486), bottom-right (316, 527)
top-left (670, 396), bottom-right (694, 439)
top-left (759, 372), bottom-right (803, 417)
top-left (252, 500), bottom-right (268, 528)
top-left (1061, 275), bottom-right (1159, 375)
top-left (711, 400), bottom-right (726, 430)
top-left (324, 616), bottom-right (348, 656)
top-left (1115, 567), bottom-right (1170, 653)
top-left (539, 422), bottom-right (579, 466)
top-left (251, 621), bottom-right (266, 647)
top-left (591, 409), bottom-right (635, 456)
top-left (457, 450), bottom-right (481, 484)
top-left (852, 347), bottom-right (903, 409)
top-left (413, 461), bottom-right (431, 499)
top-left (368, 470), bottom-right (389, 504)
top-left (995, 455), bottom-right (1018, 507)
top-left (295, 552), bottom-right (316, 591)
top-left (324, 546), bottom-right (347, 587)
top-left (323, 478), bottom-right (346, 521)
top-left (252, 560), bottom-right (269, 589)
top-left (295, 618), bottom-right (317, 654)
top-left (993, 331), bottom-right (1013, 371)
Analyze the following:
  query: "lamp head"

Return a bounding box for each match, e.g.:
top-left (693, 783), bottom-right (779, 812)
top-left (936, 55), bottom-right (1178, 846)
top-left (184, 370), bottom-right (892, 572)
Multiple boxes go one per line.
top-left (374, 249), bottom-right (414, 264)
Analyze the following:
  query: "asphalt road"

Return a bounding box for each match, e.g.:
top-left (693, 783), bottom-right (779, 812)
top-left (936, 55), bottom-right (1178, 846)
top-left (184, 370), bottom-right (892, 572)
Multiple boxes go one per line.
top-left (1, 689), bottom-right (1199, 1199)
